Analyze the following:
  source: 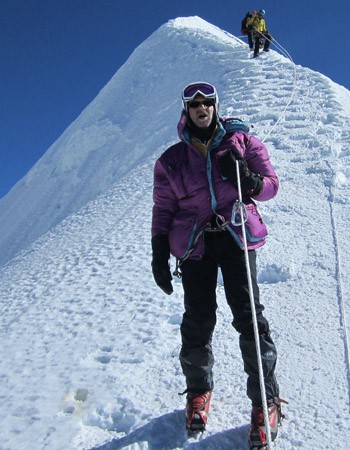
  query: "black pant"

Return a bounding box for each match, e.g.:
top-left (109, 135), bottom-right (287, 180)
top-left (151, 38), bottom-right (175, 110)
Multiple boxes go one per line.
top-left (179, 231), bottom-right (279, 404)
top-left (254, 32), bottom-right (271, 55)
top-left (247, 32), bottom-right (254, 49)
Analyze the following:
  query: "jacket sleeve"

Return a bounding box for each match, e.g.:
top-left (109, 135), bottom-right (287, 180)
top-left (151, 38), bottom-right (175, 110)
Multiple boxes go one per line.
top-left (246, 16), bottom-right (254, 28)
top-left (152, 158), bottom-right (179, 237)
top-left (244, 134), bottom-right (279, 202)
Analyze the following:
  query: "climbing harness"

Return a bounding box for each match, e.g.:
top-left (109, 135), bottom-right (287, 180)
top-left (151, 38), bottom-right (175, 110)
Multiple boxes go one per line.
top-left (172, 213), bottom-right (230, 278)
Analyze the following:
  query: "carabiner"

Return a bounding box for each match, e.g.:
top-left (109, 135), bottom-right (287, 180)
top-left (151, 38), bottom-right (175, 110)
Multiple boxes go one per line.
top-left (231, 200), bottom-right (248, 226)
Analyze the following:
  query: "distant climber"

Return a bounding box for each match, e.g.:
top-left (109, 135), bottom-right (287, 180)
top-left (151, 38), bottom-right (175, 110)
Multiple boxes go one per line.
top-left (241, 10), bottom-right (257, 51)
top-left (246, 9), bottom-right (272, 58)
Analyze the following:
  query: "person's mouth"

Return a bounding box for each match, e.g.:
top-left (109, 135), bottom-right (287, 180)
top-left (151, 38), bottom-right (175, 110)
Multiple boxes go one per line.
top-left (197, 112), bottom-right (208, 120)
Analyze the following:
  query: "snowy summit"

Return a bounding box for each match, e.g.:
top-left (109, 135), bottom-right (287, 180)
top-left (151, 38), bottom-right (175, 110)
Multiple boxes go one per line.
top-left (0, 16), bottom-right (350, 450)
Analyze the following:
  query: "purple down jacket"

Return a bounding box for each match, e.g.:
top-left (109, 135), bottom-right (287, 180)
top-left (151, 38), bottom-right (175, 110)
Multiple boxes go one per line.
top-left (152, 112), bottom-right (279, 261)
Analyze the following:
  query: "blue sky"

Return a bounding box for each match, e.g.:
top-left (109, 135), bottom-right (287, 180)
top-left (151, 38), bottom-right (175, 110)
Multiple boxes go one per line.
top-left (1, 0), bottom-right (349, 199)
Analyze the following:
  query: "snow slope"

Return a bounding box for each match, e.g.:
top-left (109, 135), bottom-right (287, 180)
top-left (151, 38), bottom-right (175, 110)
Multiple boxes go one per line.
top-left (1, 16), bottom-right (350, 450)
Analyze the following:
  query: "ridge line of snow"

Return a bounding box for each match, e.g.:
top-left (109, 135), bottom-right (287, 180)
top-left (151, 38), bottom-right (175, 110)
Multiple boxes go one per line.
top-left (1, 16), bottom-right (350, 449)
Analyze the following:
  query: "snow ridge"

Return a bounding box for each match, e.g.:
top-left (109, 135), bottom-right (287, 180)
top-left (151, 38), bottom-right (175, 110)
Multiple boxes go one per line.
top-left (1, 16), bottom-right (350, 450)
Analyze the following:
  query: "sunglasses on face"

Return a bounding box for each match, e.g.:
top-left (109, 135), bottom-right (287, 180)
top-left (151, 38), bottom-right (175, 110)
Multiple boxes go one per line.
top-left (187, 99), bottom-right (215, 109)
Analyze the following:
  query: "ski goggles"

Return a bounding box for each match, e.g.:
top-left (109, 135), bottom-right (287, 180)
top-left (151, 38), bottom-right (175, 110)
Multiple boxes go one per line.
top-left (182, 82), bottom-right (217, 103)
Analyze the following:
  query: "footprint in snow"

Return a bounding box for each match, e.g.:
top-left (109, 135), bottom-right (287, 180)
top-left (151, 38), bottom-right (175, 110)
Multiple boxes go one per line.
top-left (258, 264), bottom-right (291, 284)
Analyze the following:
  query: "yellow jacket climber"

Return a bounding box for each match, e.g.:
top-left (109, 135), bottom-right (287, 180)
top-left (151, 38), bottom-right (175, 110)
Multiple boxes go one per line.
top-left (246, 9), bottom-right (272, 58)
top-left (247, 12), bottom-right (267, 33)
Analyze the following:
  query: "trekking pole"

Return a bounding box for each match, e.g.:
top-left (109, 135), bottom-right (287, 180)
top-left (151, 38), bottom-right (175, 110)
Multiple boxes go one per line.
top-left (235, 160), bottom-right (273, 449)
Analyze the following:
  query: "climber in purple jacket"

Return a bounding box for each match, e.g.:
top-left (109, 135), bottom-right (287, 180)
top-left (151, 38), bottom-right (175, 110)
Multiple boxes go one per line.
top-left (151, 82), bottom-right (285, 446)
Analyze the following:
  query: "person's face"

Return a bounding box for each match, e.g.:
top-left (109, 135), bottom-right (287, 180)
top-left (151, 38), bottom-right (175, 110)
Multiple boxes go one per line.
top-left (188, 95), bottom-right (215, 128)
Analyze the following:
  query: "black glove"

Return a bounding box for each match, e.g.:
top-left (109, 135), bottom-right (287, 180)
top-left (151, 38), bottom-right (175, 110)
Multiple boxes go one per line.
top-left (151, 234), bottom-right (173, 295)
top-left (218, 148), bottom-right (264, 196)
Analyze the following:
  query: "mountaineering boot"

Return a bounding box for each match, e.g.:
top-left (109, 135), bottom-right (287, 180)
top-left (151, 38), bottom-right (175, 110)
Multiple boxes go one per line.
top-left (248, 397), bottom-right (287, 449)
top-left (186, 391), bottom-right (212, 434)
top-left (253, 52), bottom-right (259, 58)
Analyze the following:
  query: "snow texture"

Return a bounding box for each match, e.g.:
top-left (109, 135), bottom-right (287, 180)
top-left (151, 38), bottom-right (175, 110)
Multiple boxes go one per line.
top-left (1, 16), bottom-right (350, 450)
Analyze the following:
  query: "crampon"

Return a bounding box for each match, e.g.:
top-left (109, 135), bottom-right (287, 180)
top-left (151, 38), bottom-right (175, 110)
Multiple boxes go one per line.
top-left (249, 397), bottom-right (288, 449)
top-left (186, 391), bottom-right (212, 435)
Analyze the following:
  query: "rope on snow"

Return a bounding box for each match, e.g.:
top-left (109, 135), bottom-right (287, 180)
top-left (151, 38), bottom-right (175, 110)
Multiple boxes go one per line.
top-left (253, 31), bottom-right (299, 144)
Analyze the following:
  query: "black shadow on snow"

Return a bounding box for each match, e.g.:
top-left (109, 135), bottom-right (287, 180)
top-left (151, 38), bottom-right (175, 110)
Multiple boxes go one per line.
top-left (89, 409), bottom-right (249, 450)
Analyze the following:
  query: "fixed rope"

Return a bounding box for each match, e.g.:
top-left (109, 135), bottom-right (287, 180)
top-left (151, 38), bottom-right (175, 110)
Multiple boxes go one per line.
top-left (235, 160), bottom-right (273, 449)
top-left (252, 30), bottom-right (298, 144)
top-left (326, 160), bottom-right (350, 413)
